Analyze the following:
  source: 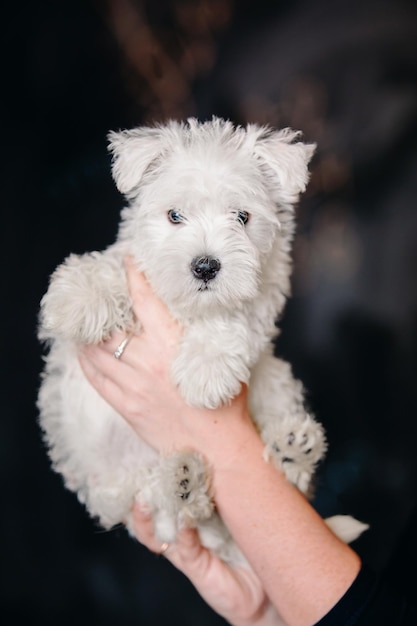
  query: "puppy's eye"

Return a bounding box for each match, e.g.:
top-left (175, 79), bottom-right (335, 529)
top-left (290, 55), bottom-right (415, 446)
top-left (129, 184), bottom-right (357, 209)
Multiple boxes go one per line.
top-left (167, 209), bottom-right (184, 224)
top-left (236, 210), bottom-right (250, 225)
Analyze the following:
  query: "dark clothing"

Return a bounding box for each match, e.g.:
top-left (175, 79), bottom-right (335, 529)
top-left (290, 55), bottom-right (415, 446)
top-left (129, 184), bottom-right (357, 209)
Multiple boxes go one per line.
top-left (316, 565), bottom-right (417, 625)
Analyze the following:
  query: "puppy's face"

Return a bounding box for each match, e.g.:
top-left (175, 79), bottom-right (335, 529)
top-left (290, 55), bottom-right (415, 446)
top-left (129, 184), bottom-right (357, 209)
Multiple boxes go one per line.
top-left (129, 154), bottom-right (276, 314)
top-left (110, 119), bottom-right (315, 316)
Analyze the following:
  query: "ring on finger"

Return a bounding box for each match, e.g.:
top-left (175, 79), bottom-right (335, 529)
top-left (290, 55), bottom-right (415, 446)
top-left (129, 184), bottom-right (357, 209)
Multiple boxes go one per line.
top-left (113, 334), bottom-right (132, 360)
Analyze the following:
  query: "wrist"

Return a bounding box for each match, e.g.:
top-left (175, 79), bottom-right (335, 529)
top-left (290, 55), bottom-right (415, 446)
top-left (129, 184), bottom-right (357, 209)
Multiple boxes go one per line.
top-left (194, 410), bottom-right (267, 504)
top-left (182, 400), bottom-right (262, 475)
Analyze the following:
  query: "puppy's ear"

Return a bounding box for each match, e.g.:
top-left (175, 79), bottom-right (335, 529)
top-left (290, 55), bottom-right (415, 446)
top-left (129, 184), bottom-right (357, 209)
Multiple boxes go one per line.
top-left (252, 127), bottom-right (316, 204)
top-left (107, 127), bottom-right (166, 197)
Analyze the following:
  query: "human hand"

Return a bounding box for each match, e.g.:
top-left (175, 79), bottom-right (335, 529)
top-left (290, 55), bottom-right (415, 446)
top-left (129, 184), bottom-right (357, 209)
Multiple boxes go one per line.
top-left (131, 502), bottom-right (285, 626)
top-left (78, 257), bottom-right (257, 462)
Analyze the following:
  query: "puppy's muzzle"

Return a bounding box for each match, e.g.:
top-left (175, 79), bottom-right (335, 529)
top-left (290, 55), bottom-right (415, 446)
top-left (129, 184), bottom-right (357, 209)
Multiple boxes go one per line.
top-left (191, 256), bottom-right (221, 282)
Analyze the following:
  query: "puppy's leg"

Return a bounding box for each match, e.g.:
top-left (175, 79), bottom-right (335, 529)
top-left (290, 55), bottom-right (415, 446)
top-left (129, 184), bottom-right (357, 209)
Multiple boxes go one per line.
top-left (139, 452), bottom-right (214, 543)
top-left (86, 473), bottom-right (139, 529)
top-left (172, 317), bottom-right (252, 409)
top-left (39, 248), bottom-right (134, 344)
top-left (249, 350), bottom-right (327, 495)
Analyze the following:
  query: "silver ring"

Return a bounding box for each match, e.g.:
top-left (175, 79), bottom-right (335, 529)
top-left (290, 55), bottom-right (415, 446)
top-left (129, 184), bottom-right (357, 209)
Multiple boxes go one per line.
top-left (160, 542), bottom-right (170, 554)
top-left (113, 335), bottom-right (131, 360)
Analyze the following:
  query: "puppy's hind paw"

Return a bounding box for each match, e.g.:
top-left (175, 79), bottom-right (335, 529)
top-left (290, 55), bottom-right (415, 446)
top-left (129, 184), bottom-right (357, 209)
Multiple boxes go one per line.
top-left (262, 414), bottom-right (327, 494)
top-left (140, 451), bottom-right (214, 543)
top-left (173, 453), bottom-right (214, 526)
top-left (163, 452), bottom-right (214, 526)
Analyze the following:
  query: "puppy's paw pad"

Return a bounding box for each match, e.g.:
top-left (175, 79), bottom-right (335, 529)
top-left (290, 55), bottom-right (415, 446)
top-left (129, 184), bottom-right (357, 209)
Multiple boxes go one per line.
top-left (169, 453), bottom-right (214, 524)
top-left (175, 463), bottom-right (193, 501)
top-left (262, 415), bottom-right (327, 493)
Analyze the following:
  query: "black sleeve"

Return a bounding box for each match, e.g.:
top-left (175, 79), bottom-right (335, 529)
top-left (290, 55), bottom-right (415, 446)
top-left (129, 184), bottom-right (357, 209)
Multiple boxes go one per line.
top-left (315, 564), bottom-right (417, 625)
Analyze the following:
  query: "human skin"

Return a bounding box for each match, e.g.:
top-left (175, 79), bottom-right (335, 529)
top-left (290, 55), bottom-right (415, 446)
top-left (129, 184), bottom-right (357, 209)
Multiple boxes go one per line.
top-left (78, 258), bottom-right (361, 626)
top-left (131, 504), bottom-right (283, 626)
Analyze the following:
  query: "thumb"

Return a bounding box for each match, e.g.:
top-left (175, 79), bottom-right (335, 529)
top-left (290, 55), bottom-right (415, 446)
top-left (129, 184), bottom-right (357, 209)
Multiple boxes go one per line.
top-left (124, 256), bottom-right (181, 340)
top-left (167, 528), bottom-right (211, 577)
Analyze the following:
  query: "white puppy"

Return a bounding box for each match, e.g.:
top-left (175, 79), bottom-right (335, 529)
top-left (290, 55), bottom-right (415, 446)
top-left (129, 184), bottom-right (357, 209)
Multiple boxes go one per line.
top-left (38, 118), bottom-right (367, 564)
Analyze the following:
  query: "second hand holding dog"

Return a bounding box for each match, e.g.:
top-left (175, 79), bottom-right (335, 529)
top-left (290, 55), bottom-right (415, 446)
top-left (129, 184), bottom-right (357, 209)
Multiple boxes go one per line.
top-left (79, 258), bottom-right (361, 626)
top-left (131, 505), bottom-right (279, 626)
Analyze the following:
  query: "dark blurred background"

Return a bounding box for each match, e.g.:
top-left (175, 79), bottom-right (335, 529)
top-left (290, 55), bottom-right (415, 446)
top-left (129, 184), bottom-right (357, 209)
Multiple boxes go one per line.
top-left (2, 0), bottom-right (417, 623)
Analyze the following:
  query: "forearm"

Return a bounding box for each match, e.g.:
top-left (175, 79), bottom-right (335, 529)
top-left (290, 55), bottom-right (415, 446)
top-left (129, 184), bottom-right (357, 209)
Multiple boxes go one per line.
top-left (200, 414), bottom-right (361, 626)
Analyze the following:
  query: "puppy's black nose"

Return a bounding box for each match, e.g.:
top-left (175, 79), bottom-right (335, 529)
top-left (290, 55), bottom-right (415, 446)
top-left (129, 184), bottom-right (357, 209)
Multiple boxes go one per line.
top-left (191, 256), bottom-right (221, 282)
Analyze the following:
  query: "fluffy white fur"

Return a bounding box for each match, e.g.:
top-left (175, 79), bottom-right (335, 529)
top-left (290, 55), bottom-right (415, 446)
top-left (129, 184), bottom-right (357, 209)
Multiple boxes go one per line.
top-left (38, 118), bottom-right (367, 565)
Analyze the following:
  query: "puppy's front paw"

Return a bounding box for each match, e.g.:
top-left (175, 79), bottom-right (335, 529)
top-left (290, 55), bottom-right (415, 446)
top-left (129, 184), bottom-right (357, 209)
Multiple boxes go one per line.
top-left (262, 414), bottom-right (327, 494)
top-left (39, 253), bottom-right (133, 343)
top-left (172, 351), bottom-right (247, 409)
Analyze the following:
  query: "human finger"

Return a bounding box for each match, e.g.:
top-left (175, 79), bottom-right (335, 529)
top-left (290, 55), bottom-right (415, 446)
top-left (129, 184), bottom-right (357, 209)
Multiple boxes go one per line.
top-left (95, 330), bottom-right (142, 367)
top-left (131, 503), bottom-right (207, 570)
top-left (94, 327), bottom-right (175, 391)
top-left (131, 503), bottom-right (172, 555)
top-left (95, 329), bottom-right (132, 357)
top-left (169, 527), bottom-right (211, 574)
top-left (124, 256), bottom-right (181, 341)
top-left (78, 347), bottom-right (147, 424)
